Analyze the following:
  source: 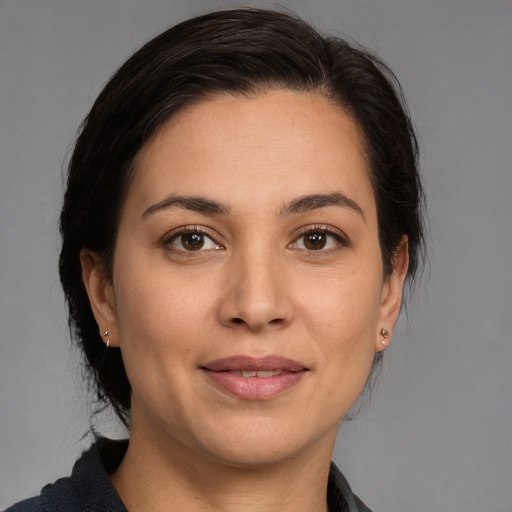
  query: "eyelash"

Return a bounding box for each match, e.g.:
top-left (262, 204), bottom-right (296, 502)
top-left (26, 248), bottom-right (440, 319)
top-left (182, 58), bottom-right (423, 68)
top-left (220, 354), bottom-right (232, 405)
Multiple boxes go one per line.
top-left (163, 225), bottom-right (223, 255)
top-left (290, 225), bottom-right (349, 254)
top-left (162, 224), bottom-right (349, 255)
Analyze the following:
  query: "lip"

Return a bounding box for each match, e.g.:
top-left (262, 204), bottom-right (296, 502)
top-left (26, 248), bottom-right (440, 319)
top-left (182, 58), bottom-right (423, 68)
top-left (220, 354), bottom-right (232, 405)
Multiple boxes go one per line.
top-left (201, 355), bottom-right (309, 400)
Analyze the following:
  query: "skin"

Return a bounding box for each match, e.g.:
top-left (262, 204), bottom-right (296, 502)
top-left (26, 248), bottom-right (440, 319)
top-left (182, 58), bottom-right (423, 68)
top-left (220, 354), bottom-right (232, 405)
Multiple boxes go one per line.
top-left (81, 90), bottom-right (408, 512)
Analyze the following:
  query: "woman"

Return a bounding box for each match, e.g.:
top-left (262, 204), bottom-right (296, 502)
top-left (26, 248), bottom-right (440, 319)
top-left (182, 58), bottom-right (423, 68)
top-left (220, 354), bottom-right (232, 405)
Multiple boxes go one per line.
top-left (8, 8), bottom-right (424, 512)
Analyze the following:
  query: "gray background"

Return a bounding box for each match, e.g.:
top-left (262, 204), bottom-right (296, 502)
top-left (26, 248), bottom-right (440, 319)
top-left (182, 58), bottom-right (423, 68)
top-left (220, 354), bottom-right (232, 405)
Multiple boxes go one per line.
top-left (1, 1), bottom-right (511, 511)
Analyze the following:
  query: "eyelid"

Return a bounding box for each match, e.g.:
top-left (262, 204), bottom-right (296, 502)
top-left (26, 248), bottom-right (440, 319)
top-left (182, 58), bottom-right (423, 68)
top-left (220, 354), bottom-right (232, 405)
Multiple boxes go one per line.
top-left (160, 223), bottom-right (349, 254)
top-left (162, 225), bottom-right (224, 251)
top-left (289, 224), bottom-right (350, 250)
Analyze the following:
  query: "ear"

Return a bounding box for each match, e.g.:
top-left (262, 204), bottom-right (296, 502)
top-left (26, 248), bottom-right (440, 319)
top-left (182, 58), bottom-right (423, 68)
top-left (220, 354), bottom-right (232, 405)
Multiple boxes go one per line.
top-left (80, 249), bottom-right (119, 347)
top-left (376, 235), bottom-right (409, 352)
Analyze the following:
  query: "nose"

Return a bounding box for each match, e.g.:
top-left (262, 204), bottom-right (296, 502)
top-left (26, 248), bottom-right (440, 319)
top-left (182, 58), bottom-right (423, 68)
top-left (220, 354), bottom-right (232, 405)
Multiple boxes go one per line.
top-left (217, 250), bottom-right (294, 332)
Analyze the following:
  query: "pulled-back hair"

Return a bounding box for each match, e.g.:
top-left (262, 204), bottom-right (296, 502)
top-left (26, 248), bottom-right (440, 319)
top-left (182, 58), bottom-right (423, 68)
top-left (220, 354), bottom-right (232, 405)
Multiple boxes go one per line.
top-left (59, 8), bottom-right (424, 423)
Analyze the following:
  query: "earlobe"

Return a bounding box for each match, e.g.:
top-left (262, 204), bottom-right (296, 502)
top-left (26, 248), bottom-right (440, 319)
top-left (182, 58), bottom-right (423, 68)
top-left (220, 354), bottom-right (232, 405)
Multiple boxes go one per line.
top-left (376, 236), bottom-right (409, 352)
top-left (80, 249), bottom-right (118, 347)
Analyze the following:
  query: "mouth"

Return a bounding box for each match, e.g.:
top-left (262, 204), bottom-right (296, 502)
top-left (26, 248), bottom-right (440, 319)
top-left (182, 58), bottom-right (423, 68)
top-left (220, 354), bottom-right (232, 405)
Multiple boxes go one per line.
top-left (224, 369), bottom-right (285, 377)
top-left (201, 355), bottom-right (309, 400)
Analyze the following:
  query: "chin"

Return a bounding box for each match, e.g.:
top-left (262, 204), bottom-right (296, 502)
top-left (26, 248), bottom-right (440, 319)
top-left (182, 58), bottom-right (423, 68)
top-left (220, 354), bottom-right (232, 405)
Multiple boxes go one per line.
top-left (191, 418), bottom-right (336, 470)
top-left (205, 441), bottom-right (304, 469)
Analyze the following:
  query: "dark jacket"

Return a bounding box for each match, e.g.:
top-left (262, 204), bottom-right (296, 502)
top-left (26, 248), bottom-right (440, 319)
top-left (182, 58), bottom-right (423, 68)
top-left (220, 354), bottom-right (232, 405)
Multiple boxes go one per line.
top-left (7, 437), bottom-right (373, 512)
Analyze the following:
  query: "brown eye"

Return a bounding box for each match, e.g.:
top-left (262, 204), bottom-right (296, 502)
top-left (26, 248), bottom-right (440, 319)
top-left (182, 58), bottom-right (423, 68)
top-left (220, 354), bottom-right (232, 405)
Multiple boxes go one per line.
top-left (303, 232), bottom-right (327, 250)
top-left (167, 229), bottom-right (222, 252)
top-left (290, 228), bottom-right (345, 252)
top-left (181, 232), bottom-right (204, 251)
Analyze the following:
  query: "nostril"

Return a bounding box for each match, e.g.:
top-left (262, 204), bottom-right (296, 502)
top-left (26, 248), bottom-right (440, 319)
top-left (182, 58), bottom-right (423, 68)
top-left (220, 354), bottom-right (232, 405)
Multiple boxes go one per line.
top-left (230, 317), bottom-right (283, 326)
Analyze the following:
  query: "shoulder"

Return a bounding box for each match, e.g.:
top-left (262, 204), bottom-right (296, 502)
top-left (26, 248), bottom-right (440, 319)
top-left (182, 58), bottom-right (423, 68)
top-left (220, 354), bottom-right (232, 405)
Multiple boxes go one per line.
top-left (5, 476), bottom-right (74, 512)
top-left (353, 494), bottom-right (374, 512)
top-left (5, 496), bottom-right (43, 512)
top-left (328, 462), bottom-right (374, 512)
top-left (5, 437), bottom-right (128, 512)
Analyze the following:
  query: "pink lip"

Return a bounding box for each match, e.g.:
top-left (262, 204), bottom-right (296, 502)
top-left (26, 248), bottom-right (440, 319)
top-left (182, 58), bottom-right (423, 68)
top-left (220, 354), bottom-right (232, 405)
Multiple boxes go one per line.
top-left (201, 355), bottom-right (309, 400)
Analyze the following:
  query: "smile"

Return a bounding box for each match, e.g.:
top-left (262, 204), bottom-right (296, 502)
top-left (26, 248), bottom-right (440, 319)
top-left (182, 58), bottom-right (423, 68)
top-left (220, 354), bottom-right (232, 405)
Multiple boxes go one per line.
top-left (202, 355), bottom-right (309, 400)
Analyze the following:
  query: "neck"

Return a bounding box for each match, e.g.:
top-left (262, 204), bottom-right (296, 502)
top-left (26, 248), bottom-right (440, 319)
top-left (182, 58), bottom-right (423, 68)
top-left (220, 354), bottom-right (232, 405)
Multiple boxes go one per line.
top-left (111, 418), bottom-right (336, 512)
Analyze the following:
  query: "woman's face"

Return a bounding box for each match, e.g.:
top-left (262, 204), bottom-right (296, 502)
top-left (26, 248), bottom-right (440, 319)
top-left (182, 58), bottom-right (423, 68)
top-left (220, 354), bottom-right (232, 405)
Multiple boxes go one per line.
top-left (85, 90), bottom-right (407, 467)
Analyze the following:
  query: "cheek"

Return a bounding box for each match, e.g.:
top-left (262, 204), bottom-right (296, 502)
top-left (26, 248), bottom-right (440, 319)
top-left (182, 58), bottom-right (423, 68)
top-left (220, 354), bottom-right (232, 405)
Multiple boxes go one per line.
top-left (298, 263), bottom-right (383, 340)
top-left (114, 241), bottom-right (217, 322)
top-left (296, 262), bottom-right (383, 396)
top-left (110, 261), bottom-right (208, 413)
top-left (111, 253), bottom-right (214, 364)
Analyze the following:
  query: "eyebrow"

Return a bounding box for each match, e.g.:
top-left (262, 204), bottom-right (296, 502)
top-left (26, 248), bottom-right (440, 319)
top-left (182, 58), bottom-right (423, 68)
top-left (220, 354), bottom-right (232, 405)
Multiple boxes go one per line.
top-left (280, 192), bottom-right (365, 219)
top-left (142, 191), bottom-right (364, 220)
top-left (142, 194), bottom-right (230, 218)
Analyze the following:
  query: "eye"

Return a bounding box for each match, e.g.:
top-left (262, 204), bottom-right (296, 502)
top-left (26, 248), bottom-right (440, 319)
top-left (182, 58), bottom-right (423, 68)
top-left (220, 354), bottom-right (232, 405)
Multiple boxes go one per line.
top-left (166, 228), bottom-right (222, 252)
top-left (290, 227), bottom-right (346, 252)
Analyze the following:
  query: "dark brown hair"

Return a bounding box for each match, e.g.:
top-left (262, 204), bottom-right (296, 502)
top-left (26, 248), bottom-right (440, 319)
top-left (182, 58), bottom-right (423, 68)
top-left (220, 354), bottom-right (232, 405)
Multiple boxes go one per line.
top-left (59, 8), bottom-right (425, 423)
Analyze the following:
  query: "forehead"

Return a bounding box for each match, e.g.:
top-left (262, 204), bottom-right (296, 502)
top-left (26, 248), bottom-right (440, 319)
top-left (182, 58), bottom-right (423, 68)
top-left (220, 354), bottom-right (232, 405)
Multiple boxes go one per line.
top-left (129, 90), bottom-right (375, 218)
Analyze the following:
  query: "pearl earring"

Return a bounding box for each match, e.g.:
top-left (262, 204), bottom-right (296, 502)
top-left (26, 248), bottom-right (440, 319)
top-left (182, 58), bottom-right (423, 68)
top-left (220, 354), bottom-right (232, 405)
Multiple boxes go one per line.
top-left (380, 328), bottom-right (389, 346)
